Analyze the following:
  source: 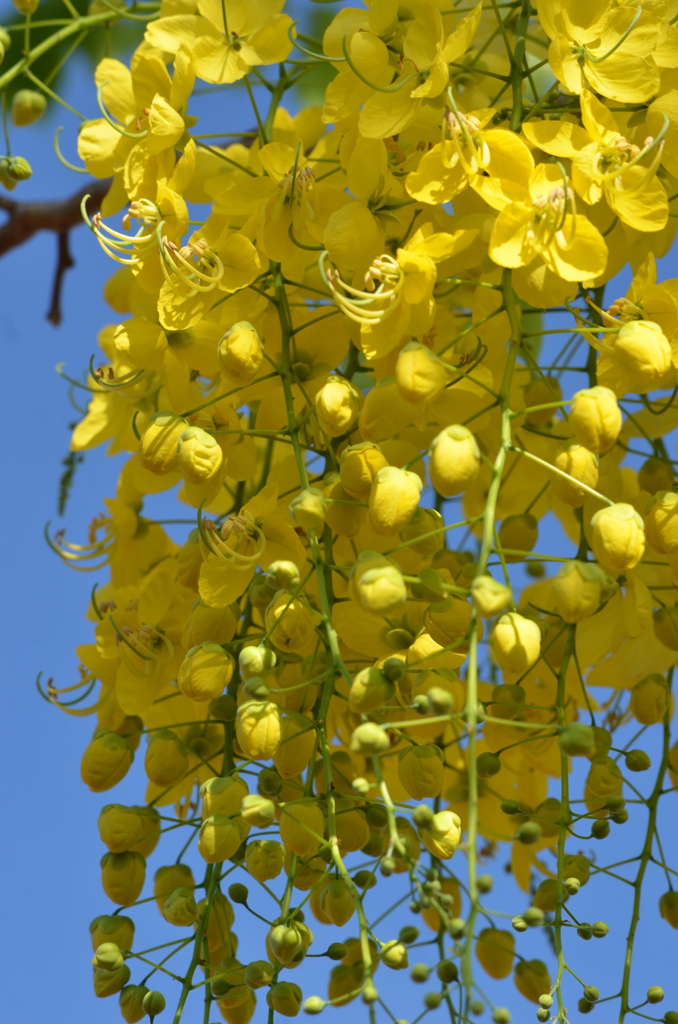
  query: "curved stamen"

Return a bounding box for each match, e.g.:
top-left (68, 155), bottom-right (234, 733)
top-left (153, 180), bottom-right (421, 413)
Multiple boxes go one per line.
top-left (287, 23), bottom-right (344, 62)
top-left (96, 81), bottom-right (149, 139)
top-left (586, 5), bottom-right (642, 63)
top-left (341, 34), bottom-right (420, 93)
top-left (54, 126), bottom-right (88, 173)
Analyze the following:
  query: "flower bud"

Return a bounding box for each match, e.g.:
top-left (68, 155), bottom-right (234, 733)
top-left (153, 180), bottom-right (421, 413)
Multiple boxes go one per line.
top-left (142, 991), bottom-right (166, 1019)
top-left (245, 959), bottom-right (274, 988)
top-left (648, 987), bottom-right (665, 1005)
top-left (101, 851), bottom-right (146, 906)
top-left (246, 840), bottom-right (284, 882)
top-left (516, 821), bottom-right (541, 844)
top-left (177, 426), bottom-right (222, 484)
top-left (266, 559), bottom-right (301, 592)
top-left (559, 723), bottom-right (596, 757)
top-left (162, 887), bottom-right (197, 926)
top-left (476, 928), bottom-right (514, 979)
top-left (236, 699), bottom-right (283, 759)
top-left (218, 321), bottom-right (263, 384)
top-left (429, 424), bottom-right (480, 497)
top-left (569, 386), bottom-right (621, 453)
top-left (653, 607), bottom-right (678, 651)
top-left (339, 442), bottom-right (389, 499)
top-left (590, 503), bottom-right (645, 572)
top-left (608, 320), bottom-right (672, 395)
top-left (98, 804), bottom-right (145, 853)
top-left (350, 722), bottom-right (390, 754)
top-left (471, 575), bottom-right (511, 618)
top-left (349, 551), bottom-right (407, 615)
top-left (395, 342), bottom-right (448, 404)
top-left (93, 941), bottom-right (125, 972)
top-left (198, 815), bottom-right (244, 863)
top-left (591, 921), bottom-right (609, 938)
top-left (369, 466), bottom-right (423, 534)
top-left (178, 642), bottom-right (234, 702)
top-left (498, 514), bottom-right (538, 561)
top-left (200, 775), bottom-right (248, 820)
top-left (553, 441), bottom-right (598, 507)
top-left (477, 751), bottom-right (502, 778)
top-left (639, 456), bottom-right (674, 494)
top-left (552, 560), bottom-right (606, 622)
top-left (644, 491), bottom-right (678, 553)
top-left (267, 981), bottom-right (303, 1016)
top-left (304, 995), bottom-right (325, 1014)
top-left (241, 794), bottom-right (276, 827)
top-left (183, 600), bottom-right (237, 649)
top-left (399, 507), bottom-right (445, 556)
top-left (630, 674), bottom-right (669, 724)
top-left (289, 488), bottom-right (327, 530)
top-left (0, 155), bottom-right (32, 188)
top-left (625, 749), bottom-right (651, 772)
top-left (0, 29), bottom-right (10, 65)
top-left (315, 375), bottom-right (361, 437)
top-left (268, 924), bottom-right (303, 965)
top-left (490, 612), bottom-right (541, 674)
top-left (11, 88), bottom-right (46, 126)
top-left (144, 729), bottom-right (189, 787)
top-left (417, 809), bottom-right (461, 859)
top-left (140, 412), bottom-right (187, 475)
top-left (81, 729), bottom-right (133, 792)
top-left (381, 940), bottom-right (409, 969)
top-left (228, 883), bottom-right (249, 904)
top-left (349, 666), bottom-right (394, 713)
top-left (119, 985), bottom-right (149, 1023)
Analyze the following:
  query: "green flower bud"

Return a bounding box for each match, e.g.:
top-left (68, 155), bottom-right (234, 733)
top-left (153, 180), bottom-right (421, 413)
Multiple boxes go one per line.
top-left (242, 675), bottom-right (271, 700)
top-left (501, 800), bottom-right (521, 815)
top-left (241, 794), bottom-right (276, 828)
top-left (424, 991), bottom-right (443, 1009)
top-left (267, 980), bottom-right (303, 1016)
top-left (537, 1010), bottom-right (551, 1023)
top-left (449, 917), bottom-right (466, 938)
top-left (413, 804), bottom-right (434, 828)
top-left (350, 722), bottom-right (390, 754)
top-left (523, 907), bottom-right (544, 927)
top-left (477, 752), bottom-right (502, 778)
top-left (437, 960), bottom-right (458, 983)
top-left (663, 1012), bottom-right (678, 1023)
top-left (606, 794), bottom-right (626, 812)
top-left (0, 155), bottom-right (32, 189)
top-left (411, 963), bottom-right (430, 983)
top-left (162, 888), bottom-right (197, 926)
top-left (577, 924), bottom-right (593, 940)
top-left (381, 940), bottom-right (409, 970)
top-left (289, 487), bottom-right (327, 530)
top-left (304, 995), bottom-right (325, 1014)
top-left (492, 1010), bottom-right (511, 1024)
top-left (244, 959), bottom-right (274, 989)
top-left (516, 821), bottom-right (541, 845)
top-left (592, 921), bottom-right (609, 938)
top-left (591, 818), bottom-right (610, 839)
top-left (559, 723), bottom-right (596, 757)
top-left (611, 808), bottom-right (629, 824)
top-left (583, 985), bottom-right (600, 1003)
top-left (380, 857), bottom-right (396, 877)
top-left (648, 987), bottom-right (665, 1004)
top-left (625, 749), bottom-right (651, 772)
top-left (92, 942), bottom-right (124, 972)
top-left (399, 925), bottom-right (419, 944)
top-left (538, 995), bottom-right (553, 1008)
top-left (11, 88), bottom-right (47, 126)
top-left (564, 877), bottom-right (581, 895)
top-left (257, 767), bottom-right (283, 796)
top-left (326, 942), bottom-right (347, 961)
top-left (12, 0), bottom-right (39, 15)
top-left (142, 990), bottom-right (166, 1019)
top-left (578, 998), bottom-right (594, 1014)
top-left (511, 916), bottom-right (528, 932)
top-left (228, 883), bottom-right (249, 905)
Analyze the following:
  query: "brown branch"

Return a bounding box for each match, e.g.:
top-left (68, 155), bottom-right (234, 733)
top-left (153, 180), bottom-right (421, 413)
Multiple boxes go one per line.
top-left (0, 177), bottom-right (111, 323)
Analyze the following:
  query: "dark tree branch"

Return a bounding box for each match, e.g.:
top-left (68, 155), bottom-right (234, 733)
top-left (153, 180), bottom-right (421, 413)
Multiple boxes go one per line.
top-left (0, 177), bottom-right (111, 323)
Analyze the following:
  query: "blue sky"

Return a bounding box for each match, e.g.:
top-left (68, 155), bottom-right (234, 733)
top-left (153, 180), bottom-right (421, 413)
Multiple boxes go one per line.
top-left (2, 22), bottom-right (678, 1024)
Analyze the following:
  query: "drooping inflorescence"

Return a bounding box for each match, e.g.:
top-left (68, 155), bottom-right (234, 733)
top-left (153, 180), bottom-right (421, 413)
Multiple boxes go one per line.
top-left (5, 0), bottom-right (678, 1022)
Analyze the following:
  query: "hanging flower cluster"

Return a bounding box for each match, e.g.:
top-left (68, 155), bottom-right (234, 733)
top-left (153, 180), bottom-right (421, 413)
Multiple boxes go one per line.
top-left (5, 0), bottom-right (678, 1021)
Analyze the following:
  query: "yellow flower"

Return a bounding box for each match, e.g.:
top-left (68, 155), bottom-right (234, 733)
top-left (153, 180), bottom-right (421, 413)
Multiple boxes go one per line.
top-left (537, 0), bottom-right (667, 102)
top-left (145, 0), bottom-right (294, 86)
